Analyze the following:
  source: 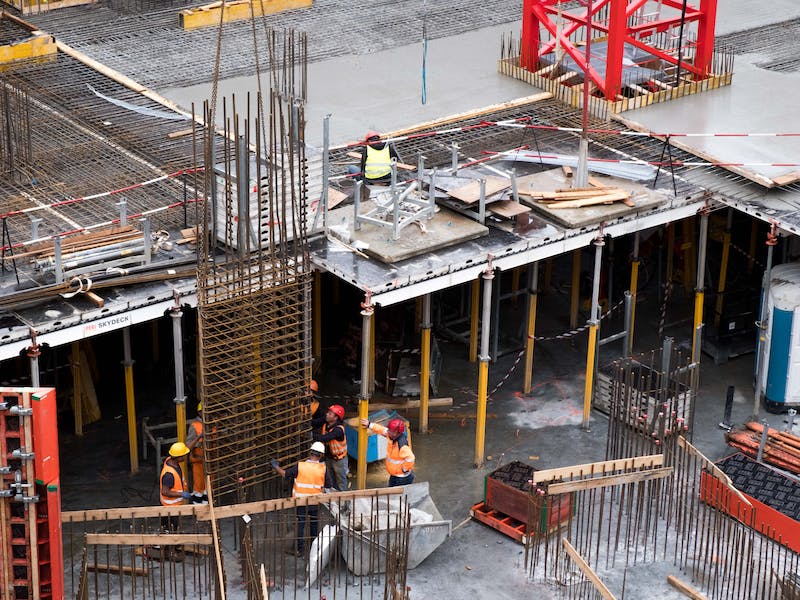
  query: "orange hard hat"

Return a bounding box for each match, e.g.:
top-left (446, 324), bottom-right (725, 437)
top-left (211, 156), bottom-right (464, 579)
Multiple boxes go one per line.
top-left (328, 404), bottom-right (345, 420)
top-left (310, 380), bottom-right (318, 392)
top-left (365, 130), bottom-right (380, 142)
top-left (387, 418), bottom-right (405, 434)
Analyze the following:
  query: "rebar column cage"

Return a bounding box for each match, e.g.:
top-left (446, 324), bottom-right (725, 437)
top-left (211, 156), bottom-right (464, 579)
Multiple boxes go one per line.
top-left (196, 29), bottom-right (312, 503)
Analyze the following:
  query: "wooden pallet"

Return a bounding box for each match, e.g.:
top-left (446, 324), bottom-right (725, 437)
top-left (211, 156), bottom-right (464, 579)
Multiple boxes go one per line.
top-left (470, 501), bottom-right (529, 545)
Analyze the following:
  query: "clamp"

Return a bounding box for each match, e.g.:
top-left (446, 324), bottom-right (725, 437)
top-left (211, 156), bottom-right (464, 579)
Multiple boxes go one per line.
top-left (9, 405), bottom-right (32, 416)
top-left (11, 448), bottom-right (35, 460)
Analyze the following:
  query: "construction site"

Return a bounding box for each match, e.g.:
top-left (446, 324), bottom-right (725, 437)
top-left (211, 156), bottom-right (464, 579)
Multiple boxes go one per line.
top-left (2, 0), bottom-right (800, 598)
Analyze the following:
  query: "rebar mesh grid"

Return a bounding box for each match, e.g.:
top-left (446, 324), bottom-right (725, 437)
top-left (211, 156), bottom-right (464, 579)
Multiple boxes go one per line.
top-left (0, 50), bottom-right (218, 270)
top-left (196, 29), bottom-right (312, 504)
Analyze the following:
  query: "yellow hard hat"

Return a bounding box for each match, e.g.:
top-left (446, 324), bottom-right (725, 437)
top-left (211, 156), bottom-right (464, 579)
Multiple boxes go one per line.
top-left (169, 442), bottom-right (190, 457)
top-left (197, 402), bottom-right (203, 411)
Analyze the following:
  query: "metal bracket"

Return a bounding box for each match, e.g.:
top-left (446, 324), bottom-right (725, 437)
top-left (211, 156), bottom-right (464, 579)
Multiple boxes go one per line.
top-left (21, 495), bottom-right (39, 504)
top-left (0, 490), bottom-right (12, 498)
top-left (0, 466), bottom-right (11, 474)
top-left (0, 402), bottom-right (7, 411)
top-left (9, 406), bottom-right (32, 416)
top-left (11, 448), bottom-right (34, 460)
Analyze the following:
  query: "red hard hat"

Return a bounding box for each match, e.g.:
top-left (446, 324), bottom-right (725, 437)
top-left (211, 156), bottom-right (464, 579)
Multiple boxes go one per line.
top-left (365, 130), bottom-right (380, 142)
top-left (310, 380), bottom-right (318, 392)
top-left (387, 418), bottom-right (405, 434)
top-left (328, 404), bottom-right (345, 420)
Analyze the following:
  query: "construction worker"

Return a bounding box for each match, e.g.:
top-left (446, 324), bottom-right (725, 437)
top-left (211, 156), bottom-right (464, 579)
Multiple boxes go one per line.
top-left (185, 402), bottom-right (207, 502)
top-left (360, 418), bottom-right (415, 487)
top-left (272, 442), bottom-right (333, 556)
top-left (312, 404), bottom-right (349, 491)
top-left (348, 130), bottom-right (402, 184)
top-left (309, 379), bottom-right (322, 420)
top-left (159, 442), bottom-right (192, 533)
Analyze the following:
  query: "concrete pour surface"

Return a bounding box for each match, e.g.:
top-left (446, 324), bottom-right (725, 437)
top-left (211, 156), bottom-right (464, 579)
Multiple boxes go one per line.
top-left (162, 21), bottom-right (535, 147)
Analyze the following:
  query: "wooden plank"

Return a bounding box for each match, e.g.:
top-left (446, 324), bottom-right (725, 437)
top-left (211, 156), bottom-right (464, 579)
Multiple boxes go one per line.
top-left (167, 128), bottom-right (194, 140)
top-left (677, 437), bottom-right (752, 507)
top-left (547, 467), bottom-right (673, 495)
top-left (200, 488), bottom-right (403, 521)
top-left (85, 533), bottom-right (212, 546)
top-left (561, 165), bottom-right (573, 178)
top-left (772, 172), bottom-right (800, 187)
top-left (588, 177), bottom-right (610, 189)
top-left (532, 454), bottom-right (664, 483)
top-left (488, 200), bottom-right (530, 218)
top-left (207, 477), bottom-right (227, 600)
top-left (548, 191), bottom-right (631, 209)
top-left (448, 176), bottom-right (510, 204)
top-left (667, 575), bottom-right (709, 600)
top-left (366, 397), bottom-right (453, 411)
top-left (86, 563), bottom-right (149, 576)
top-left (562, 539), bottom-right (617, 600)
top-left (327, 188), bottom-right (347, 209)
top-left (62, 504), bottom-right (203, 522)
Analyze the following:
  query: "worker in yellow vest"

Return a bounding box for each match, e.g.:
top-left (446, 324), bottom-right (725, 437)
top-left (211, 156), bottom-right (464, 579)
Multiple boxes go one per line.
top-left (159, 442), bottom-right (192, 533)
top-left (360, 418), bottom-right (415, 487)
top-left (312, 404), bottom-right (349, 491)
top-left (272, 441), bottom-right (333, 556)
top-left (186, 402), bottom-right (207, 502)
top-left (348, 130), bottom-right (402, 184)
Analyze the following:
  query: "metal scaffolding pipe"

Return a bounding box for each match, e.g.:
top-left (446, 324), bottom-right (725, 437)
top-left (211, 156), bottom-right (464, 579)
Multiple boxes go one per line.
top-left (523, 262), bottom-right (539, 395)
top-left (754, 226), bottom-right (778, 420)
top-left (582, 236), bottom-right (604, 431)
top-left (475, 260), bottom-right (494, 468)
top-left (357, 294), bottom-right (374, 489)
top-left (122, 326), bottom-right (139, 474)
top-left (171, 304), bottom-right (186, 444)
top-left (691, 209), bottom-right (709, 361)
top-left (419, 293), bottom-right (432, 434)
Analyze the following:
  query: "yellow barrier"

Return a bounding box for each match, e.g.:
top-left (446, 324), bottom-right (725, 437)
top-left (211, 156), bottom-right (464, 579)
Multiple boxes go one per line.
top-left (0, 32), bottom-right (56, 65)
top-left (180, 0), bottom-right (313, 30)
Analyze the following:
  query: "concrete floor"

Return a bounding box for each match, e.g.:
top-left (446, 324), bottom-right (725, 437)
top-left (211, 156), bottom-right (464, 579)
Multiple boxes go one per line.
top-left (162, 21), bottom-right (535, 147)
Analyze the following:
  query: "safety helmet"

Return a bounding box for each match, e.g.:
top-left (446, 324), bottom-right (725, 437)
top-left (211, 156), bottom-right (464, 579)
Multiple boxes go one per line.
top-left (197, 402), bottom-right (203, 411)
top-left (328, 405), bottom-right (345, 420)
top-left (310, 441), bottom-right (325, 455)
top-left (310, 380), bottom-right (319, 393)
top-left (169, 442), bottom-right (190, 458)
top-left (387, 418), bottom-right (405, 434)
top-left (365, 130), bottom-right (380, 142)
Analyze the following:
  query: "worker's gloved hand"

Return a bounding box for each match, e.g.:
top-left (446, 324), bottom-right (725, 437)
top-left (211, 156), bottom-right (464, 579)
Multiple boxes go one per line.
top-left (270, 459), bottom-right (280, 469)
top-left (181, 492), bottom-right (192, 499)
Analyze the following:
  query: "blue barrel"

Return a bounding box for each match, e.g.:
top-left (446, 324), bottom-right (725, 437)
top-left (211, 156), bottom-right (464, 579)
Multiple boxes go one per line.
top-left (763, 263), bottom-right (800, 411)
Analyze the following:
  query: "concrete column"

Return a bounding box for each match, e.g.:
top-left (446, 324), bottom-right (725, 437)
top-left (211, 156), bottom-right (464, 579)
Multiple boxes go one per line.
top-left (122, 327), bottom-right (139, 474)
top-left (474, 260), bottom-right (494, 468)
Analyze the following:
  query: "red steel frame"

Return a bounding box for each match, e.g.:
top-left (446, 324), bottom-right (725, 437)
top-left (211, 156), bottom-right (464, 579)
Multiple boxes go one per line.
top-left (521, 0), bottom-right (718, 100)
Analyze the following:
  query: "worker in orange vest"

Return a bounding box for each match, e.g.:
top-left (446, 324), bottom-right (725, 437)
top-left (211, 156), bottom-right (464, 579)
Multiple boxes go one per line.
top-left (312, 404), bottom-right (349, 491)
top-left (272, 441), bottom-right (333, 556)
top-left (159, 442), bottom-right (192, 533)
top-left (360, 418), bottom-right (415, 487)
top-left (186, 402), bottom-right (207, 502)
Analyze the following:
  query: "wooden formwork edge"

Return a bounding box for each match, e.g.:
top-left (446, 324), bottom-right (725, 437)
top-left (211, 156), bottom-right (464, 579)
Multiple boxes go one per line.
top-left (531, 454), bottom-right (664, 483)
top-left (561, 538), bottom-right (617, 600)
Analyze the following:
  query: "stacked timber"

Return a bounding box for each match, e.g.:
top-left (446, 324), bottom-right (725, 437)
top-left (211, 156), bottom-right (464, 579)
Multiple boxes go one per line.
top-left (520, 186), bottom-right (633, 209)
top-left (726, 421), bottom-right (800, 474)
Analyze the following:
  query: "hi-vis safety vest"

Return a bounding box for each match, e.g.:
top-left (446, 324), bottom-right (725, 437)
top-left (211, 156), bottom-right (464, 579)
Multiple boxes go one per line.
top-left (190, 420), bottom-right (203, 462)
top-left (385, 439), bottom-right (415, 477)
top-left (364, 144), bottom-right (392, 180)
top-left (292, 460), bottom-right (326, 498)
top-left (159, 461), bottom-right (188, 506)
top-left (322, 423), bottom-right (347, 460)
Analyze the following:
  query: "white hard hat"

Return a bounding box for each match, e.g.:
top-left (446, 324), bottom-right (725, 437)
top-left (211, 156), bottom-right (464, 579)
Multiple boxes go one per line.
top-left (310, 441), bottom-right (325, 454)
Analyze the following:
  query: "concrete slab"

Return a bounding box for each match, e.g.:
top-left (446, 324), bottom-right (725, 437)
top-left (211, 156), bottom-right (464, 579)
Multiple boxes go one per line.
top-left (162, 21), bottom-right (536, 147)
top-left (618, 60), bottom-right (800, 188)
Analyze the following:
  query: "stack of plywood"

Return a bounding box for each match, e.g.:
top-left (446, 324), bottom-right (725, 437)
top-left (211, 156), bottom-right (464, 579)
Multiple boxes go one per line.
top-left (520, 186), bottom-right (633, 209)
top-left (447, 176), bottom-right (530, 219)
